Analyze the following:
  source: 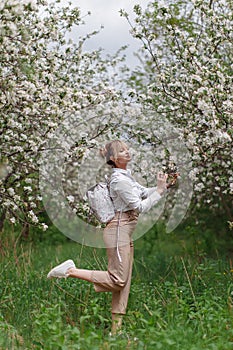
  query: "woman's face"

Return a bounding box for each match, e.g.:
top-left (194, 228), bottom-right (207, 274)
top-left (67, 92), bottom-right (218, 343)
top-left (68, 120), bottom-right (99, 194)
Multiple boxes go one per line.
top-left (114, 144), bottom-right (131, 167)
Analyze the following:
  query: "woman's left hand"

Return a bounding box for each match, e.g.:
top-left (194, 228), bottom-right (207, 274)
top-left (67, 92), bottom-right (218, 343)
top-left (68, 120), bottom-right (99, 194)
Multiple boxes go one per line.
top-left (157, 172), bottom-right (168, 194)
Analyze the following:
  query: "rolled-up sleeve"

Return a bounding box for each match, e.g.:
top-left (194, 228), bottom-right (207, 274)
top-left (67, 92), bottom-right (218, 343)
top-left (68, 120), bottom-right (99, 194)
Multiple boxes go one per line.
top-left (114, 179), bottom-right (142, 210)
top-left (114, 180), bottom-right (161, 213)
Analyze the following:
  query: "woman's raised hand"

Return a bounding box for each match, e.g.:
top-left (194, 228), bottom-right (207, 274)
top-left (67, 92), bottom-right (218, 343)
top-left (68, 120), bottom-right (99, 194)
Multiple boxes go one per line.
top-left (156, 172), bottom-right (168, 195)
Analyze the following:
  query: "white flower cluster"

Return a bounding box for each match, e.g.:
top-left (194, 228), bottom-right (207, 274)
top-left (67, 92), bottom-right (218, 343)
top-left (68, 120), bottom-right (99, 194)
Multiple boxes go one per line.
top-left (125, 0), bottom-right (233, 218)
top-left (0, 0), bottom-right (123, 230)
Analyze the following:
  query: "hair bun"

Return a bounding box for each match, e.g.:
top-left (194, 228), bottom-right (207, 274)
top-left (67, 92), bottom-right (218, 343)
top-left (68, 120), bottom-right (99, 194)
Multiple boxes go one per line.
top-left (99, 147), bottom-right (107, 159)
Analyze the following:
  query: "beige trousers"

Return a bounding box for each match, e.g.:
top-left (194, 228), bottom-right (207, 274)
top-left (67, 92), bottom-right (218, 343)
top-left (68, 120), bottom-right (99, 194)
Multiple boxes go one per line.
top-left (91, 210), bottom-right (138, 314)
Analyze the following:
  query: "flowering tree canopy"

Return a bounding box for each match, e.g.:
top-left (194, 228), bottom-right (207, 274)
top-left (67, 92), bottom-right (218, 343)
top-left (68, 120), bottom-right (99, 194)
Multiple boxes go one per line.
top-left (122, 0), bottom-right (233, 222)
top-left (1, 0), bottom-right (231, 238)
top-left (0, 0), bottom-right (123, 231)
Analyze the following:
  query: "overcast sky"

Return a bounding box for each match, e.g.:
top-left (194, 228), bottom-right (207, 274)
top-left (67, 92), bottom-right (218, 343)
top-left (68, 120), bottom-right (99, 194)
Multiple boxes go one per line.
top-left (61, 0), bottom-right (150, 68)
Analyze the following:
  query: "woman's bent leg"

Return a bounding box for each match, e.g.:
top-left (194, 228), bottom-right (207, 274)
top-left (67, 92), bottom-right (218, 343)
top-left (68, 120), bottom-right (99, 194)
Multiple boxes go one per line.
top-left (91, 243), bottom-right (132, 292)
top-left (67, 267), bottom-right (123, 291)
top-left (67, 269), bottom-right (93, 282)
top-left (111, 240), bottom-right (134, 315)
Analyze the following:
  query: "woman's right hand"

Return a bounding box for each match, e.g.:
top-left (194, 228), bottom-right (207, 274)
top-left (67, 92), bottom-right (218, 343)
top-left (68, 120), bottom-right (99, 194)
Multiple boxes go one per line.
top-left (156, 172), bottom-right (168, 195)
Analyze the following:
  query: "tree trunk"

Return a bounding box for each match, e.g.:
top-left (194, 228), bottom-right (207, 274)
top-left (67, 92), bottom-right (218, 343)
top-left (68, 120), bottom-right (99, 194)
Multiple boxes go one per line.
top-left (21, 222), bottom-right (30, 239)
top-left (0, 210), bottom-right (6, 232)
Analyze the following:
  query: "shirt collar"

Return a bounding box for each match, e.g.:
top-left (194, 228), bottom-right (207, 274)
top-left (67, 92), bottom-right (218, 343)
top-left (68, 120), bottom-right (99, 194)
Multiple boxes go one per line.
top-left (112, 168), bottom-right (132, 176)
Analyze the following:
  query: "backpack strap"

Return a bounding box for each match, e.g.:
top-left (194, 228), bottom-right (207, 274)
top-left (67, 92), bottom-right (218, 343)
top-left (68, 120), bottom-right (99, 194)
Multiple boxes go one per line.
top-left (107, 172), bottom-right (125, 263)
top-left (116, 209), bottom-right (122, 263)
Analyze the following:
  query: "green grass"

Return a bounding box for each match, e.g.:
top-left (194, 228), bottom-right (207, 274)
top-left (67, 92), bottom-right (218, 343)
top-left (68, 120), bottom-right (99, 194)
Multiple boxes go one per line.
top-left (1, 229), bottom-right (233, 349)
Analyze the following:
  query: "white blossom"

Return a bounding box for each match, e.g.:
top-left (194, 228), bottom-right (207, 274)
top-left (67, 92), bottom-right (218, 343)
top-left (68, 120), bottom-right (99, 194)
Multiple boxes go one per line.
top-left (8, 188), bottom-right (15, 196)
top-left (67, 195), bottom-right (75, 203)
top-left (28, 210), bottom-right (39, 223)
top-left (41, 223), bottom-right (48, 231)
top-left (24, 186), bottom-right (32, 193)
top-left (10, 217), bottom-right (16, 224)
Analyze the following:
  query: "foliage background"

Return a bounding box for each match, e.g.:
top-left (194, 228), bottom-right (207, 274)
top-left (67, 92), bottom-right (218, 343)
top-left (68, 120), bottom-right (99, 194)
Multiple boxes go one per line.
top-left (0, 0), bottom-right (233, 348)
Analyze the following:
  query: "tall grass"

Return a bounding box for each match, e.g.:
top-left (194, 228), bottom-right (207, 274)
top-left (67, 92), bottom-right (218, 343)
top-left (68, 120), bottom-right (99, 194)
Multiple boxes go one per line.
top-left (1, 228), bottom-right (233, 349)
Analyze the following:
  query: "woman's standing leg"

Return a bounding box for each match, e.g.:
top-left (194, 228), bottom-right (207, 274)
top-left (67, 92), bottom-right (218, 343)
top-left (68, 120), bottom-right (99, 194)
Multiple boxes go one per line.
top-left (111, 240), bottom-right (134, 334)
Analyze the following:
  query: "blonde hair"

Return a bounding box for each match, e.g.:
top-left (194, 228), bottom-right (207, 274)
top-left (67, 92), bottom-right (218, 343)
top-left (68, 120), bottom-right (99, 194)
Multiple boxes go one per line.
top-left (100, 140), bottom-right (128, 167)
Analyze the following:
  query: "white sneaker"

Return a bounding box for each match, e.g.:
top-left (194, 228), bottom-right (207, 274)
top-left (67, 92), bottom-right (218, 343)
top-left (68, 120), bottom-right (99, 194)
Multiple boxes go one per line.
top-left (47, 259), bottom-right (75, 279)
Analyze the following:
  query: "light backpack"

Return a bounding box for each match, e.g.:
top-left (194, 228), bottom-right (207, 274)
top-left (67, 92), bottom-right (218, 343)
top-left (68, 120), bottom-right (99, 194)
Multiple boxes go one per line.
top-left (86, 172), bottom-right (131, 263)
top-left (85, 177), bottom-right (115, 223)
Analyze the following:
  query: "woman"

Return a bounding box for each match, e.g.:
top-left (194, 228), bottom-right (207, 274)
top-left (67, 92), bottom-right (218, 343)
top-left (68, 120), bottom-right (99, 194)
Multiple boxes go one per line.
top-left (47, 140), bottom-right (168, 335)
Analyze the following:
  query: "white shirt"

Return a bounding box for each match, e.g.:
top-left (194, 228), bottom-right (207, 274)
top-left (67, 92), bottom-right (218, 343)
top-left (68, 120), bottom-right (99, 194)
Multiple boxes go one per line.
top-left (110, 168), bottom-right (162, 213)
